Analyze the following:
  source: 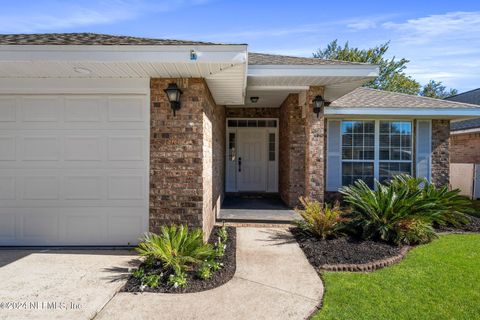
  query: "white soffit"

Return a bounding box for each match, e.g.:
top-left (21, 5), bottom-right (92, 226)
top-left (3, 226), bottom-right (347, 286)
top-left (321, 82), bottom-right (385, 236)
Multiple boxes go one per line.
top-left (0, 45), bottom-right (248, 105)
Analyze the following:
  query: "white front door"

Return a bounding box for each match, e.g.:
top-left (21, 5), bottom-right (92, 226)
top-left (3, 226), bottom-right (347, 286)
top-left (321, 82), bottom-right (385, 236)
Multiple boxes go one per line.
top-left (237, 129), bottom-right (266, 191)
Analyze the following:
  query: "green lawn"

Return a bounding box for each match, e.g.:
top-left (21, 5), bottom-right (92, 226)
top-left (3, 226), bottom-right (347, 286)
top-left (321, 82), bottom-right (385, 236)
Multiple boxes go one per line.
top-left (314, 234), bottom-right (480, 320)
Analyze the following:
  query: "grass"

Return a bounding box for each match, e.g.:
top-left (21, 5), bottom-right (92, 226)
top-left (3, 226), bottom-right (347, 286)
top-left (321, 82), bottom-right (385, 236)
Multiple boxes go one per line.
top-left (314, 234), bottom-right (480, 320)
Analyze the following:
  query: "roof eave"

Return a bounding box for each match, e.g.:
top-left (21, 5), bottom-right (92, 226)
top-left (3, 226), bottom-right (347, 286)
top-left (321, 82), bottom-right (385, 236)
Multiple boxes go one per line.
top-left (325, 107), bottom-right (480, 119)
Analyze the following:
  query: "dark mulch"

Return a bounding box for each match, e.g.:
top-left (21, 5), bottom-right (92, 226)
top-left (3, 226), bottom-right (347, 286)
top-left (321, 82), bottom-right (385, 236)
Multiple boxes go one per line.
top-left (435, 215), bottom-right (480, 233)
top-left (290, 227), bottom-right (403, 267)
top-left (123, 227), bottom-right (236, 294)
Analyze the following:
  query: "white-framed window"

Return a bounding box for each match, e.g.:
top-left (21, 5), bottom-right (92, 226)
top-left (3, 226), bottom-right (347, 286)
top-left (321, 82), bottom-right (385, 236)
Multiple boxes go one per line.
top-left (340, 120), bottom-right (413, 188)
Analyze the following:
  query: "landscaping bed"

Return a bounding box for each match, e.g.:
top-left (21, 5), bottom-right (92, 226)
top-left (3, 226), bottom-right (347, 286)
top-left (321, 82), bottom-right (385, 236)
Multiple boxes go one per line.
top-left (291, 227), bottom-right (404, 268)
top-left (123, 226), bottom-right (236, 294)
top-left (435, 215), bottom-right (480, 233)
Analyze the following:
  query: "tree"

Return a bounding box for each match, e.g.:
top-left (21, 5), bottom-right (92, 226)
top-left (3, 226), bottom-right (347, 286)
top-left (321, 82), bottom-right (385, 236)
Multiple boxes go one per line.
top-left (420, 80), bottom-right (458, 99)
top-left (313, 40), bottom-right (421, 95)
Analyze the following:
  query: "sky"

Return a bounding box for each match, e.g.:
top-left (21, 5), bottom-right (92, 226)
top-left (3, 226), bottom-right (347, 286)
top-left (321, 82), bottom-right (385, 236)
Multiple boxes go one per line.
top-left (1, 0), bottom-right (479, 92)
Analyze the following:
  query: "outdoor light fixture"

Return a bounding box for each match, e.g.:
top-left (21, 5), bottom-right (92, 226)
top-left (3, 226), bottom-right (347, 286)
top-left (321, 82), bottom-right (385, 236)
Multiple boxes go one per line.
top-left (312, 95), bottom-right (325, 118)
top-left (164, 83), bottom-right (183, 116)
top-left (250, 96), bottom-right (259, 103)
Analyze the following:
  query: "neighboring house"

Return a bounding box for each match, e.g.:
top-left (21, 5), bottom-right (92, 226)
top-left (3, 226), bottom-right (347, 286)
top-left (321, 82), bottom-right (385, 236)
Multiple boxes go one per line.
top-left (0, 33), bottom-right (479, 246)
top-left (446, 89), bottom-right (480, 163)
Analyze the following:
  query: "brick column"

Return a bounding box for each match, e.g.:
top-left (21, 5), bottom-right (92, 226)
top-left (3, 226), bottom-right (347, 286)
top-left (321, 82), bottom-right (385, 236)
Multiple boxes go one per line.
top-left (304, 86), bottom-right (325, 202)
top-left (150, 78), bottom-right (224, 240)
top-left (431, 119), bottom-right (450, 187)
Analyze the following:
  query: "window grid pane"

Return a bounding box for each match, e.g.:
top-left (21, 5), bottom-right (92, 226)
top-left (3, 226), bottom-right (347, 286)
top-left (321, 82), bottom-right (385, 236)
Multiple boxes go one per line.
top-left (341, 120), bottom-right (412, 189)
top-left (268, 133), bottom-right (275, 161)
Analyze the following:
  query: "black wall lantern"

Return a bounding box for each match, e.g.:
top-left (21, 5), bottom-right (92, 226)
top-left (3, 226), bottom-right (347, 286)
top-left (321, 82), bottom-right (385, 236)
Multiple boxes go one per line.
top-left (312, 95), bottom-right (325, 118)
top-left (164, 83), bottom-right (183, 116)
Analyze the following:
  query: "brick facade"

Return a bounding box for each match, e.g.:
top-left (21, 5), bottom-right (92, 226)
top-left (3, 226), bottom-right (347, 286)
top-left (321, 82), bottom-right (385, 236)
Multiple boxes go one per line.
top-left (226, 107), bottom-right (280, 118)
top-left (450, 131), bottom-right (480, 163)
top-left (304, 86), bottom-right (326, 202)
top-left (279, 94), bottom-right (306, 206)
top-left (150, 78), bottom-right (224, 239)
top-left (431, 119), bottom-right (450, 187)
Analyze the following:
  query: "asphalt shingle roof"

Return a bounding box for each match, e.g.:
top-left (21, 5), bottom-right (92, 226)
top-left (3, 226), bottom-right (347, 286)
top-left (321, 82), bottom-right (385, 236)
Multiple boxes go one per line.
top-left (451, 118), bottom-right (480, 131)
top-left (330, 87), bottom-right (480, 109)
top-left (0, 33), bottom-right (229, 46)
top-left (248, 52), bottom-right (369, 66)
top-left (445, 88), bottom-right (480, 105)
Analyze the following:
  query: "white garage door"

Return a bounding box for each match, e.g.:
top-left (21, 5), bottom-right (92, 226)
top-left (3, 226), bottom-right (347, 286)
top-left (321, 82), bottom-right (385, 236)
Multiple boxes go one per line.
top-left (0, 92), bottom-right (149, 246)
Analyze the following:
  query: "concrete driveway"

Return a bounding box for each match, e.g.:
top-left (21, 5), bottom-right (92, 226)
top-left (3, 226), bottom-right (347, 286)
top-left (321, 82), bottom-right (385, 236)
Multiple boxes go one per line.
top-left (0, 249), bottom-right (138, 320)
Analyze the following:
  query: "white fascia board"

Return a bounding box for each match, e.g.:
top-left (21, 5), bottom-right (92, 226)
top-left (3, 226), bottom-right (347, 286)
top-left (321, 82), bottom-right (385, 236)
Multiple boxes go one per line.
top-left (247, 85), bottom-right (310, 91)
top-left (325, 107), bottom-right (480, 119)
top-left (451, 128), bottom-right (480, 135)
top-left (0, 45), bottom-right (248, 64)
top-left (247, 64), bottom-right (379, 78)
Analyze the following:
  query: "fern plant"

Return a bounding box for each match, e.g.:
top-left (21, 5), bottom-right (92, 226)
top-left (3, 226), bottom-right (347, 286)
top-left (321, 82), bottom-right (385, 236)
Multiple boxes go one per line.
top-left (136, 225), bottom-right (215, 275)
top-left (294, 197), bottom-right (347, 239)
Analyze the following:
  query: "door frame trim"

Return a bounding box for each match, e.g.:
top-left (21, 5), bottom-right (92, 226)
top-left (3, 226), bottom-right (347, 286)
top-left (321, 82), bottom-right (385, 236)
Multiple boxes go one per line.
top-left (225, 118), bottom-right (279, 193)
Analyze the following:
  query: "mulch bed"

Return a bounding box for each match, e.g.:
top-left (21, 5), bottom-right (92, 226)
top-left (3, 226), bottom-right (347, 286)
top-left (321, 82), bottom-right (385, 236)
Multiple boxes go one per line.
top-left (290, 227), bottom-right (404, 268)
top-left (435, 215), bottom-right (480, 233)
top-left (123, 226), bottom-right (236, 294)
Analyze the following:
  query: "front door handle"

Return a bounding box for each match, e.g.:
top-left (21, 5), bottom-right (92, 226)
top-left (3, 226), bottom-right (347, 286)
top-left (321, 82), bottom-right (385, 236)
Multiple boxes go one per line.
top-left (238, 157), bottom-right (242, 172)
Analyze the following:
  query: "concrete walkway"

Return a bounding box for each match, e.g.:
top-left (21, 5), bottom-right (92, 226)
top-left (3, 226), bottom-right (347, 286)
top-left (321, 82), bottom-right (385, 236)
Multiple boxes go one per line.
top-left (0, 249), bottom-right (138, 320)
top-left (96, 228), bottom-right (323, 320)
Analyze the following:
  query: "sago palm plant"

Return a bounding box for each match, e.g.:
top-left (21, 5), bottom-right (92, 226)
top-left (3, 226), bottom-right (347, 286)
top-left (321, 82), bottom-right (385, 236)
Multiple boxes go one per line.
top-left (340, 175), bottom-right (471, 245)
top-left (136, 225), bottom-right (214, 275)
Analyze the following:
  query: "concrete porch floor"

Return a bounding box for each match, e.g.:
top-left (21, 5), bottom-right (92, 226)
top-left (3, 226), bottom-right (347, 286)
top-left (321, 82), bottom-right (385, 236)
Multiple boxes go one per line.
top-left (218, 194), bottom-right (300, 222)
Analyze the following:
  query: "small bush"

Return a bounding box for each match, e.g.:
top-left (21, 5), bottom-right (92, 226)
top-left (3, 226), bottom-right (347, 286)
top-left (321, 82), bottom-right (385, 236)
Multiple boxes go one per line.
top-left (132, 267), bottom-right (145, 279)
top-left (218, 225), bottom-right (228, 243)
top-left (294, 197), bottom-right (347, 240)
top-left (197, 262), bottom-right (212, 280)
top-left (143, 274), bottom-right (160, 288)
top-left (340, 174), bottom-right (472, 245)
top-left (136, 225), bottom-right (215, 275)
top-left (168, 271), bottom-right (187, 288)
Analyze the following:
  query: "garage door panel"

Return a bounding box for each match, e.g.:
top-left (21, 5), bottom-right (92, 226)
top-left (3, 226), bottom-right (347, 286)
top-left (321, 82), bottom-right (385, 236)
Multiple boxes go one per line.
top-left (108, 96), bottom-right (146, 122)
top-left (65, 96), bottom-right (104, 122)
top-left (22, 136), bottom-right (60, 161)
top-left (0, 92), bottom-right (149, 246)
top-left (21, 96), bottom-right (62, 122)
top-left (0, 136), bottom-right (16, 160)
top-left (0, 210), bottom-right (16, 239)
top-left (0, 98), bottom-right (16, 122)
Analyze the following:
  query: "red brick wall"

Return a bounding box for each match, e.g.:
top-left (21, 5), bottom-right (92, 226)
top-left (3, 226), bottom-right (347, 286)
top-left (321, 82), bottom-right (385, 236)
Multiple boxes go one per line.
top-left (431, 119), bottom-right (450, 187)
top-left (279, 94), bottom-right (306, 207)
top-left (304, 86), bottom-right (326, 202)
top-left (450, 131), bottom-right (480, 164)
top-left (149, 78), bottom-right (223, 239)
top-left (226, 107), bottom-right (279, 118)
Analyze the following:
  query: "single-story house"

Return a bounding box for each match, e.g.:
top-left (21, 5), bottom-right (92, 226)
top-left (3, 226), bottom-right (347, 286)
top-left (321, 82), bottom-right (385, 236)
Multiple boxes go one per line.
top-left (0, 33), bottom-right (479, 246)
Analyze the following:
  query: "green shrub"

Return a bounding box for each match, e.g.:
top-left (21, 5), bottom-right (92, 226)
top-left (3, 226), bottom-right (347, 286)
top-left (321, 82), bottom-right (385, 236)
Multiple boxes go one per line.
top-left (168, 271), bottom-right (187, 288)
top-left (340, 175), bottom-right (472, 245)
top-left (132, 267), bottom-right (145, 279)
top-left (197, 262), bottom-right (212, 280)
top-left (143, 274), bottom-right (160, 288)
top-left (136, 225), bottom-right (215, 275)
top-left (294, 197), bottom-right (347, 239)
top-left (218, 225), bottom-right (228, 243)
